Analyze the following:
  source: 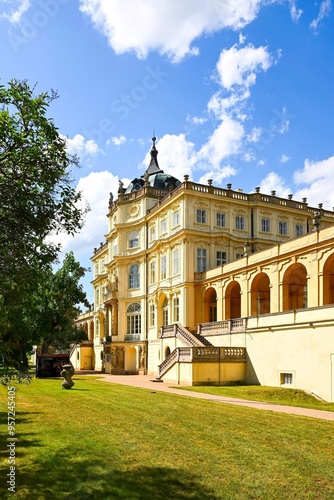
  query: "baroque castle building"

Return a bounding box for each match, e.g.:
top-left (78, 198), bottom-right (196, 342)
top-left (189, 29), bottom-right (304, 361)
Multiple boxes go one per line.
top-left (73, 138), bottom-right (334, 402)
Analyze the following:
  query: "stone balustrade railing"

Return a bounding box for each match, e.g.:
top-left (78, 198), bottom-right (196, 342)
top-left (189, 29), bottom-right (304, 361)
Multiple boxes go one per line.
top-left (158, 346), bottom-right (246, 378)
top-left (197, 318), bottom-right (246, 336)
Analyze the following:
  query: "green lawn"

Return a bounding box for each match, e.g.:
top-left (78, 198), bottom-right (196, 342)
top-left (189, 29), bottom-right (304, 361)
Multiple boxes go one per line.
top-left (1, 376), bottom-right (334, 500)
top-left (173, 385), bottom-right (334, 411)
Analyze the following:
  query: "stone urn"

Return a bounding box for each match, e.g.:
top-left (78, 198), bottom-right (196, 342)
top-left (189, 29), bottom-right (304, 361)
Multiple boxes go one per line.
top-left (61, 364), bottom-right (75, 390)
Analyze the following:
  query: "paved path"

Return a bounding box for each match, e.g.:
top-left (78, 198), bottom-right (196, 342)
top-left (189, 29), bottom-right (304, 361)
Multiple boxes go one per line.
top-left (79, 372), bottom-right (334, 422)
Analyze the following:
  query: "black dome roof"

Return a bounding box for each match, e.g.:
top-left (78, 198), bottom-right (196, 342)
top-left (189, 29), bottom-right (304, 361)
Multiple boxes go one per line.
top-left (124, 136), bottom-right (181, 194)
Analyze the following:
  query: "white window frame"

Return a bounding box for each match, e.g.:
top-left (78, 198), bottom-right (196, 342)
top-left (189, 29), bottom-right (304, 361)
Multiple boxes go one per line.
top-left (216, 250), bottom-right (227, 266)
top-left (235, 216), bottom-right (245, 230)
top-left (173, 296), bottom-right (180, 322)
top-left (161, 255), bottom-right (167, 280)
top-left (279, 221), bottom-right (288, 235)
top-left (150, 260), bottom-right (156, 284)
top-left (261, 218), bottom-right (271, 232)
top-left (196, 209), bottom-right (207, 224)
top-left (216, 212), bottom-right (226, 227)
top-left (296, 224), bottom-right (304, 237)
top-left (173, 249), bottom-right (179, 275)
top-left (129, 264), bottom-right (140, 289)
top-left (197, 248), bottom-right (207, 272)
top-left (127, 303), bottom-right (141, 335)
top-left (129, 231), bottom-right (139, 248)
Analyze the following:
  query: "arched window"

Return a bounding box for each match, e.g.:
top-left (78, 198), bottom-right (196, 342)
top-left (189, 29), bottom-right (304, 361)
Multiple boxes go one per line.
top-left (127, 303), bottom-right (141, 335)
top-left (129, 264), bottom-right (140, 289)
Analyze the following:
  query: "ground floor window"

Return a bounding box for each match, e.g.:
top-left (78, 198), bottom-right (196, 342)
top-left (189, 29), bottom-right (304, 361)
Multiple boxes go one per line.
top-left (280, 372), bottom-right (294, 386)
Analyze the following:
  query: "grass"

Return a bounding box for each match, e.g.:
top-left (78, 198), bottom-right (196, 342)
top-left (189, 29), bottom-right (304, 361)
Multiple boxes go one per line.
top-left (0, 376), bottom-right (334, 499)
top-left (172, 385), bottom-right (334, 411)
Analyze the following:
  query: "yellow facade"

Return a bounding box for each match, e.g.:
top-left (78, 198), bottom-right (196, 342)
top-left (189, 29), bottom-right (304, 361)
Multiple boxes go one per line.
top-left (73, 141), bottom-right (334, 400)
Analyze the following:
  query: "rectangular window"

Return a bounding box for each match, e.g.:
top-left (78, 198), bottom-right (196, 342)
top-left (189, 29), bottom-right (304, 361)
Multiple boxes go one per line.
top-left (149, 304), bottom-right (155, 327)
top-left (129, 265), bottom-right (140, 289)
top-left (161, 255), bottom-right (167, 280)
top-left (261, 218), bottom-right (270, 232)
top-left (235, 216), bottom-right (245, 230)
top-left (196, 209), bottom-right (207, 224)
top-left (280, 372), bottom-right (293, 386)
top-left (95, 288), bottom-right (100, 305)
top-left (216, 212), bottom-right (226, 227)
top-left (127, 315), bottom-right (141, 335)
top-left (129, 233), bottom-right (139, 248)
top-left (94, 263), bottom-right (99, 277)
top-left (113, 243), bottom-right (118, 256)
top-left (279, 221), bottom-right (288, 235)
top-left (161, 219), bottom-right (167, 234)
top-left (296, 224), bottom-right (304, 237)
top-left (173, 297), bottom-right (180, 322)
top-left (150, 224), bottom-right (156, 241)
top-left (173, 249), bottom-right (179, 275)
top-left (216, 251), bottom-right (227, 266)
top-left (150, 260), bottom-right (156, 284)
top-left (173, 211), bottom-right (180, 227)
top-left (197, 248), bottom-right (207, 272)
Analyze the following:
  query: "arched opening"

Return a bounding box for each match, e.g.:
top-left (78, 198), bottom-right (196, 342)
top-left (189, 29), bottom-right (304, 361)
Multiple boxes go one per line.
top-left (125, 346), bottom-right (137, 372)
top-left (283, 263), bottom-right (307, 311)
top-left (89, 321), bottom-right (94, 341)
top-left (323, 253), bottom-right (334, 305)
top-left (165, 346), bottom-right (171, 358)
top-left (157, 293), bottom-right (167, 328)
top-left (251, 273), bottom-right (270, 315)
top-left (203, 287), bottom-right (217, 322)
top-left (225, 281), bottom-right (241, 319)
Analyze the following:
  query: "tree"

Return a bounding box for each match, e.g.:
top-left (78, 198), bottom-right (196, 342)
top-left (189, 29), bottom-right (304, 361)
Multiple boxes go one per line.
top-left (0, 79), bottom-right (89, 369)
top-left (37, 252), bottom-right (91, 354)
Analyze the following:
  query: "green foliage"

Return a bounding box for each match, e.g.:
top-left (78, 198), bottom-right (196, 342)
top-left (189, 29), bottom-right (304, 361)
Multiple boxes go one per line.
top-left (0, 79), bottom-right (89, 368)
top-left (0, 364), bottom-right (32, 387)
top-left (37, 252), bottom-right (91, 353)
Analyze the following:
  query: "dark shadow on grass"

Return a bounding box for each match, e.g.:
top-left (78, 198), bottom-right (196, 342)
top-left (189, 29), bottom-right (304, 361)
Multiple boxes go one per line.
top-left (3, 455), bottom-right (221, 499)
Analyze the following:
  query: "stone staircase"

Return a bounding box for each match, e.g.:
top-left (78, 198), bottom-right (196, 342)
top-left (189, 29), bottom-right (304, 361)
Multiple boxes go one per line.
top-left (157, 324), bottom-right (214, 378)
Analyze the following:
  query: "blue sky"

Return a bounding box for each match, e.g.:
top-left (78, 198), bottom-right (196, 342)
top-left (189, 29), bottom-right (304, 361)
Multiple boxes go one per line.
top-left (1, 0), bottom-right (333, 302)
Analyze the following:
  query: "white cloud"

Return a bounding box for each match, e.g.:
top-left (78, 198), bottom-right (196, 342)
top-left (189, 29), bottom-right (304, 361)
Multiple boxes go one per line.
top-left (79, 0), bottom-right (270, 62)
top-left (140, 134), bottom-right (197, 180)
top-left (198, 165), bottom-right (236, 186)
top-left (216, 43), bottom-right (274, 91)
top-left (280, 154), bottom-right (290, 163)
top-left (259, 155), bottom-right (334, 209)
top-left (293, 156), bottom-right (334, 208)
top-left (186, 114), bottom-right (207, 126)
top-left (56, 170), bottom-right (128, 258)
top-left (1, 0), bottom-right (30, 23)
top-left (247, 127), bottom-right (262, 143)
top-left (310, 0), bottom-right (332, 31)
top-left (108, 134), bottom-right (127, 148)
top-left (289, 0), bottom-right (303, 22)
top-left (259, 172), bottom-right (291, 198)
top-left (62, 134), bottom-right (102, 159)
top-left (197, 116), bottom-right (244, 169)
